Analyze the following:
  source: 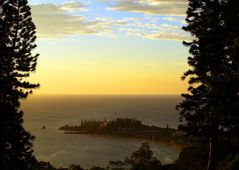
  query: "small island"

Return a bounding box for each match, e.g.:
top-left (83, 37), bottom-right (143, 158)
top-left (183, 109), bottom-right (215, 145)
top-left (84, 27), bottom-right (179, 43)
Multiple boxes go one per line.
top-left (59, 118), bottom-right (187, 147)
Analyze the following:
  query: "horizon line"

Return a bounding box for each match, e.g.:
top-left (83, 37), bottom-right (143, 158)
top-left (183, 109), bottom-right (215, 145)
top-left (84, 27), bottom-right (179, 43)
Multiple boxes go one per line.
top-left (31, 93), bottom-right (182, 96)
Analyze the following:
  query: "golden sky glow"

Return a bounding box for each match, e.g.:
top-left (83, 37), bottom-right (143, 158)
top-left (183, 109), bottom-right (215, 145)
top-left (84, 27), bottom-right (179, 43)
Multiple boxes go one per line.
top-left (28, 0), bottom-right (189, 95)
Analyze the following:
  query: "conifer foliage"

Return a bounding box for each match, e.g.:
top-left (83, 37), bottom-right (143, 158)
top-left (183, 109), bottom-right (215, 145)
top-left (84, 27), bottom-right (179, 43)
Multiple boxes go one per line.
top-left (0, 0), bottom-right (39, 169)
top-left (177, 0), bottom-right (239, 170)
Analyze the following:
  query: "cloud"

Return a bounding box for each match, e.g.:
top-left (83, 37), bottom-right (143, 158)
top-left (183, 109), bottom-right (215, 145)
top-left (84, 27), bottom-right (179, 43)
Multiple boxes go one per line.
top-left (30, 1), bottom-right (190, 41)
top-left (31, 2), bottom-right (114, 38)
top-left (115, 17), bottom-right (191, 41)
top-left (144, 23), bottom-right (191, 41)
top-left (60, 1), bottom-right (88, 11)
top-left (143, 32), bottom-right (191, 41)
top-left (99, 0), bottom-right (187, 16)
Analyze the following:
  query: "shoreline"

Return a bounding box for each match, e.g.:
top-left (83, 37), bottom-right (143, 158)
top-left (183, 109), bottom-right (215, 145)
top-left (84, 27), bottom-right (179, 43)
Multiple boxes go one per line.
top-left (64, 131), bottom-right (183, 150)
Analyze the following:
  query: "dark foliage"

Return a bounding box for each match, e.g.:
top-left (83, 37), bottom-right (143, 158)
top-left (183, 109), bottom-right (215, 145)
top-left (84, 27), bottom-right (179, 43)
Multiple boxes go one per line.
top-left (30, 160), bottom-right (58, 170)
top-left (172, 139), bottom-right (239, 170)
top-left (88, 167), bottom-right (106, 170)
top-left (177, 0), bottom-right (239, 169)
top-left (107, 142), bottom-right (162, 170)
top-left (175, 144), bottom-right (208, 170)
top-left (0, 0), bottom-right (39, 169)
top-left (68, 165), bottom-right (84, 170)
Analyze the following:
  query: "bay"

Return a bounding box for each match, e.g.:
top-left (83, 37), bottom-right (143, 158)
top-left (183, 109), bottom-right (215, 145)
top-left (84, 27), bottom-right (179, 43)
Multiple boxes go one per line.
top-left (21, 95), bottom-right (182, 168)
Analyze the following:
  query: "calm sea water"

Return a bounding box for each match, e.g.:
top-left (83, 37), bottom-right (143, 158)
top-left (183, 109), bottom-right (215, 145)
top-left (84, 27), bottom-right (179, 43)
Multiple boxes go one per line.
top-left (21, 95), bottom-right (182, 168)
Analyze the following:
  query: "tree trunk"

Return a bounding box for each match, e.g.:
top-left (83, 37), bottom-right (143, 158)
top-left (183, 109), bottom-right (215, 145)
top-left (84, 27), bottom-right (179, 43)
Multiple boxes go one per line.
top-left (207, 136), bottom-right (217, 170)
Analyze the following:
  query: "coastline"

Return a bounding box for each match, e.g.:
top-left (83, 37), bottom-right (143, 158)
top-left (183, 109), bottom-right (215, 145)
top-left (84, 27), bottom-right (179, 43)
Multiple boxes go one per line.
top-left (85, 133), bottom-right (183, 150)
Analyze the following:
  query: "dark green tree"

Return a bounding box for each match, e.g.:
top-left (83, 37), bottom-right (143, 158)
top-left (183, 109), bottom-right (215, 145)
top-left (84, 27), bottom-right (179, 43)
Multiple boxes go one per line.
top-left (108, 143), bottom-right (162, 170)
top-left (0, 0), bottom-right (39, 169)
top-left (177, 0), bottom-right (239, 170)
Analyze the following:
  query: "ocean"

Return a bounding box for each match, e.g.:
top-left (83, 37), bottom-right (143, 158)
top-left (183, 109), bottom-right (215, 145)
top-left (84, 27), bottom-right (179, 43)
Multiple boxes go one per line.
top-left (21, 95), bottom-right (182, 168)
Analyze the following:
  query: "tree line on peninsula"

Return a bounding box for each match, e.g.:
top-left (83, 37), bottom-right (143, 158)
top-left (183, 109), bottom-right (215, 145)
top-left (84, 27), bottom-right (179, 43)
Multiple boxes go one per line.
top-left (59, 118), bottom-right (186, 147)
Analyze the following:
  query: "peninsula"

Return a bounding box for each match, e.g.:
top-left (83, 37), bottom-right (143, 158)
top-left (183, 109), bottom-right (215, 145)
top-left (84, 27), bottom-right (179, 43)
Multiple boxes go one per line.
top-left (59, 118), bottom-right (187, 147)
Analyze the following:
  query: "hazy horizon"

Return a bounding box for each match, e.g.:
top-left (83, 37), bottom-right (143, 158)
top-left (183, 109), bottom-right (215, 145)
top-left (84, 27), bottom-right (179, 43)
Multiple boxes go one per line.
top-left (28, 93), bottom-right (182, 96)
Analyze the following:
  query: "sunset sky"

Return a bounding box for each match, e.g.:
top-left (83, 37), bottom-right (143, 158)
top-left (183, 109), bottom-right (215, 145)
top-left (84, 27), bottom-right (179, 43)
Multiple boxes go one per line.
top-left (28, 0), bottom-right (190, 95)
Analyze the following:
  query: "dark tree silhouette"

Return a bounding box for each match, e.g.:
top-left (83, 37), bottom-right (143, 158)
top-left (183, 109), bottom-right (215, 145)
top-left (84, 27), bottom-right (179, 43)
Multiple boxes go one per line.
top-left (108, 142), bottom-right (162, 170)
top-left (0, 0), bottom-right (39, 169)
top-left (177, 0), bottom-right (239, 170)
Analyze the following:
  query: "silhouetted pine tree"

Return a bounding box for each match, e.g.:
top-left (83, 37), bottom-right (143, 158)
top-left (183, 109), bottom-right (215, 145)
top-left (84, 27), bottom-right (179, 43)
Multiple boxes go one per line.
top-left (177, 0), bottom-right (239, 170)
top-left (0, 0), bottom-right (39, 169)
